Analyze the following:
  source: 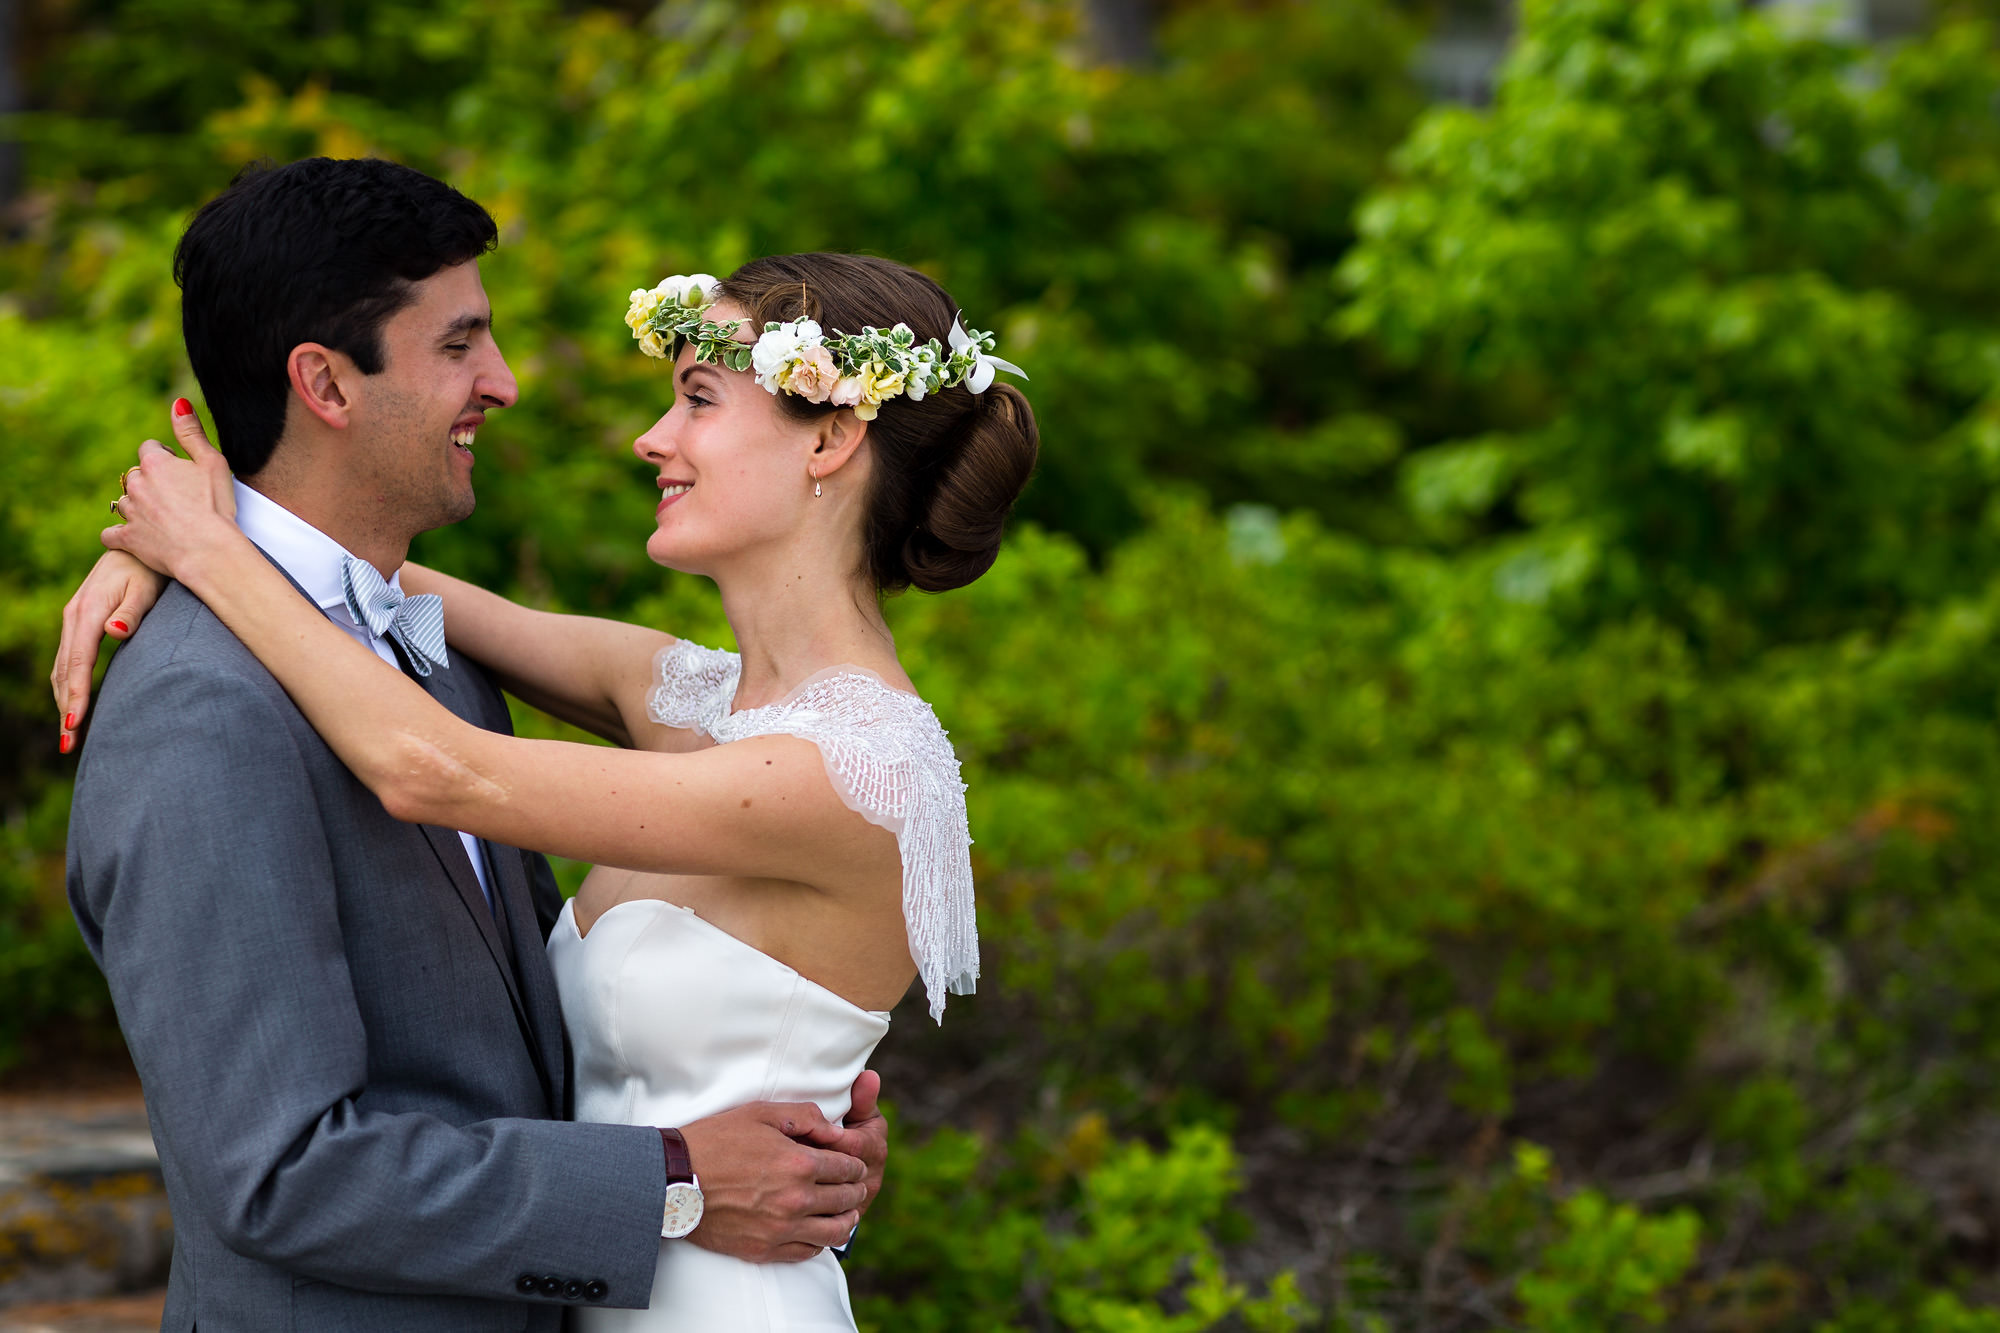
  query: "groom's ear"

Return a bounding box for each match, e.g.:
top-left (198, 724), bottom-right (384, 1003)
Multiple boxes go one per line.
top-left (286, 343), bottom-right (356, 430)
top-left (812, 410), bottom-right (867, 478)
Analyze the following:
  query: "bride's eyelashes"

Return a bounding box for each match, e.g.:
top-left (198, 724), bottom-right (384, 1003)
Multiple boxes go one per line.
top-left (682, 391), bottom-right (714, 410)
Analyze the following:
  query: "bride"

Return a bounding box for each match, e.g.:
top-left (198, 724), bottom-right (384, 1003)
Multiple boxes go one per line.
top-left (65, 252), bottom-right (1036, 1330)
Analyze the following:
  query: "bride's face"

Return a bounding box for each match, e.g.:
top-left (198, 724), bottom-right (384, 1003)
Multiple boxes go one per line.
top-left (631, 301), bottom-right (823, 575)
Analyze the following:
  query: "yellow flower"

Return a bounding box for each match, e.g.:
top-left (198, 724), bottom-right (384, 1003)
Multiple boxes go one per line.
top-left (626, 288), bottom-right (665, 336)
top-left (856, 362), bottom-right (907, 417)
top-left (869, 368), bottom-right (908, 402)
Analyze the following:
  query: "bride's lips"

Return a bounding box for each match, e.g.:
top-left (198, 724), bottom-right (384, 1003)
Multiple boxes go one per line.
top-left (656, 478), bottom-right (693, 514)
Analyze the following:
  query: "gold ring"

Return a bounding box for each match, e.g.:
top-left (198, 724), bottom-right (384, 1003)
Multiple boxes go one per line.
top-left (110, 495), bottom-right (126, 518)
top-left (123, 465), bottom-right (141, 490)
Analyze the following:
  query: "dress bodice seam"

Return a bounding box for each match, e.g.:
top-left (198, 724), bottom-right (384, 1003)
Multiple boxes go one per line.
top-left (565, 895), bottom-right (893, 1024)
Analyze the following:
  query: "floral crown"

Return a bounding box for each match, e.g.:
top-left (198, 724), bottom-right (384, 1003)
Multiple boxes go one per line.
top-left (624, 273), bottom-right (1026, 421)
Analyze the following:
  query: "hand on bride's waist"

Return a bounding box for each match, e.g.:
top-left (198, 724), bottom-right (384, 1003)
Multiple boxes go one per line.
top-left (676, 1070), bottom-right (886, 1264)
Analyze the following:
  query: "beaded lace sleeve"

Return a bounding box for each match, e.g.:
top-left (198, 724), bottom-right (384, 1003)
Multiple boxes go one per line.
top-left (647, 640), bottom-right (979, 1023)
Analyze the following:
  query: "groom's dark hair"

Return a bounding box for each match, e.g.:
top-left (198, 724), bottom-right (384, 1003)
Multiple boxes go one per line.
top-left (174, 157), bottom-right (499, 476)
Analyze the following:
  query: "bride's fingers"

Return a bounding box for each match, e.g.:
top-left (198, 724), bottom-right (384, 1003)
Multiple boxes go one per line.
top-left (129, 436), bottom-right (228, 520)
top-left (167, 399), bottom-right (237, 512)
top-left (169, 397), bottom-right (218, 455)
top-left (52, 581), bottom-right (128, 739)
top-left (169, 398), bottom-right (229, 476)
top-left (52, 593), bottom-right (86, 743)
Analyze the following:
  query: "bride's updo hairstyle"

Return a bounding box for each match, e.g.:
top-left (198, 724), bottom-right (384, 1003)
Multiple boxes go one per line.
top-left (716, 254), bottom-right (1039, 594)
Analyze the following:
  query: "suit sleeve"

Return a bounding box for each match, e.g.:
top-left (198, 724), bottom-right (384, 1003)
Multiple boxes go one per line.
top-left (67, 658), bottom-right (666, 1306)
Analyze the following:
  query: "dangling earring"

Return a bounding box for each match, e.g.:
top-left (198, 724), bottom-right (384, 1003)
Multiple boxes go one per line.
top-left (810, 464), bottom-right (822, 498)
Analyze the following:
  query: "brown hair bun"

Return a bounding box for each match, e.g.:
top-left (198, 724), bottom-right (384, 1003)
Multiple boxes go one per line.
top-left (716, 253), bottom-right (1040, 594)
top-left (902, 383), bottom-right (1039, 592)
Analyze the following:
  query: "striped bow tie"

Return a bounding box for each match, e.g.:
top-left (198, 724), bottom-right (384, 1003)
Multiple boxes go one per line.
top-left (340, 556), bottom-right (449, 678)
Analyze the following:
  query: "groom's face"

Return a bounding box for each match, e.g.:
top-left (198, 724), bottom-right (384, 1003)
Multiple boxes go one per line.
top-left (344, 259), bottom-right (517, 535)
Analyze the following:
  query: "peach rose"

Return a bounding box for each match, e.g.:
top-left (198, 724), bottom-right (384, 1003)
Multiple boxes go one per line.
top-left (783, 345), bottom-right (840, 403)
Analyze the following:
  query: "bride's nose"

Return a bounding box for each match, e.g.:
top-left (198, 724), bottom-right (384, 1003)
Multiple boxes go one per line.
top-left (633, 413), bottom-right (676, 466)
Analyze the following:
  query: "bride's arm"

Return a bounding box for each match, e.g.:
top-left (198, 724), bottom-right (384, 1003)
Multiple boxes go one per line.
top-left (397, 562), bottom-right (675, 751)
top-left (107, 434), bottom-right (897, 887)
top-left (54, 406), bottom-right (678, 751)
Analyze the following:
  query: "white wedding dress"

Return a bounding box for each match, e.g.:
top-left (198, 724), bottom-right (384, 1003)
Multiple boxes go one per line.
top-left (548, 641), bottom-right (978, 1331)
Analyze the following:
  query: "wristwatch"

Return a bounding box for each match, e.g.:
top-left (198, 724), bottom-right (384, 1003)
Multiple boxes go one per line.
top-left (659, 1127), bottom-right (705, 1239)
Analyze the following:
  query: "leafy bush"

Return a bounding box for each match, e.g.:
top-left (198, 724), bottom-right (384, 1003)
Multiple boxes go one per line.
top-left (851, 1117), bottom-right (1313, 1332)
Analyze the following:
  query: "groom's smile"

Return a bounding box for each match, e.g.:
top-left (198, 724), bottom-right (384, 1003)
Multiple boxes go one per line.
top-left (353, 259), bottom-right (518, 540)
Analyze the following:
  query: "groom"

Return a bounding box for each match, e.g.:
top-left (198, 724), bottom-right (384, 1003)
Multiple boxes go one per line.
top-left (63, 157), bottom-right (882, 1331)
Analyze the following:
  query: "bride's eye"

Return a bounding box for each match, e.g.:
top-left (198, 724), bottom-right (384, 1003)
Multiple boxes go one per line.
top-left (683, 392), bottom-right (712, 410)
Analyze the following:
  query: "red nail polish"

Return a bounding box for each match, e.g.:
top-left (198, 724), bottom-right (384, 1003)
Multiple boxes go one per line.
top-left (64, 713), bottom-right (75, 730)
top-left (111, 620), bottom-right (129, 634)
top-left (59, 732), bottom-right (72, 755)
top-left (173, 398), bottom-right (194, 418)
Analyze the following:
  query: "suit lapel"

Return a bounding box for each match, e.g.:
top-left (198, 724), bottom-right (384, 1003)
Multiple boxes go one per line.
top-left (485, 840), bottom-right (569, 1115)
top-left (412, 663), bottom-right (557, 1110)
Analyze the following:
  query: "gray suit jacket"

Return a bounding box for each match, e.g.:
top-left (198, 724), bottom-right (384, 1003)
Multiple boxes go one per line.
top-left (67, 578), bottom-right (667, 1332)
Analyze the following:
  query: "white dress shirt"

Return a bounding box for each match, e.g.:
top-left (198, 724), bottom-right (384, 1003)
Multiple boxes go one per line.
top-left (233, 481), bottom-right (493, 905)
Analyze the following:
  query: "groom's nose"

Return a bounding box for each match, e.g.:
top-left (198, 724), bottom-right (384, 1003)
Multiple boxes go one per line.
top-left (476, 345), bottom-right (520, 410)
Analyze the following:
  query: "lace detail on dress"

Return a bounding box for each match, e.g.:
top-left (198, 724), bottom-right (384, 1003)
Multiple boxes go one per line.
top-left (647, 640), bottom-right (978, 1023)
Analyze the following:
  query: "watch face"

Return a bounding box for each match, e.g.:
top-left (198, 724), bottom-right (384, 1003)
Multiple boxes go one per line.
top-left (662, 1182), bottom-right (705, 1239)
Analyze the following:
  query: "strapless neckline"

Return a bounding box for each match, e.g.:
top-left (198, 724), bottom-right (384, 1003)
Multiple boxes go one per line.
top-left (559, 897), bottom-right (894, 1021)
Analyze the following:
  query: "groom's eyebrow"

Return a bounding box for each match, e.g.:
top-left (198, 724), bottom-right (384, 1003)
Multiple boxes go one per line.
top-left (438, 312), bottom-right (492, 341)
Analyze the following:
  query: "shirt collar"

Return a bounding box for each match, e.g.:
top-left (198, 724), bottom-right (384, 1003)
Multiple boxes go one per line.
top-left (231, 480), bottom-right (402, 614)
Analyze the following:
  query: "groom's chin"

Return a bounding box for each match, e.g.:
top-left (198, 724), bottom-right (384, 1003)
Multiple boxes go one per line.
top-left (418, 487), bottom-right (477, 535)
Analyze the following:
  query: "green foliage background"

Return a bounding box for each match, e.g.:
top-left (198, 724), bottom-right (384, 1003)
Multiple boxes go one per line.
top-left (12, 0), bottom-right (2000, 1326)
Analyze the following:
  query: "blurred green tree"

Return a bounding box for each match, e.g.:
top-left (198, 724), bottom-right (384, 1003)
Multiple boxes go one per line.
top-left (1343, 0), bottom-right (2000, 653)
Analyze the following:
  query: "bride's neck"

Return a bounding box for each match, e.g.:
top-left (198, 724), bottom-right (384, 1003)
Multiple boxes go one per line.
top-left (714, 548), bottom-right (896, 710)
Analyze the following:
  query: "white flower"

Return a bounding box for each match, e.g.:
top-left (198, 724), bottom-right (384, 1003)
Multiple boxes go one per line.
top-left (752, 329), bottom-right (802, 391)
top-left (948, 317), bottom-right (1028, 394)
top-left (657, 273), bottom-right (720, 309)
top-left (750, 319), bottom-right (826, 392)
top-left (905, 346), bottom-right (940, 401)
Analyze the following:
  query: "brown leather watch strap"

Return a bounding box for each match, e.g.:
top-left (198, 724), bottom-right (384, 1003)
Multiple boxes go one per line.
top-left (658, 1127), bottom-right (695, 1183)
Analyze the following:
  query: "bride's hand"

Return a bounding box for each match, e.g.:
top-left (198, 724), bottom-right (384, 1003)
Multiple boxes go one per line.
top-left (51, 551), bottom-right (167, 752)
top-left (101, 401), bottom-right (239, 586)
